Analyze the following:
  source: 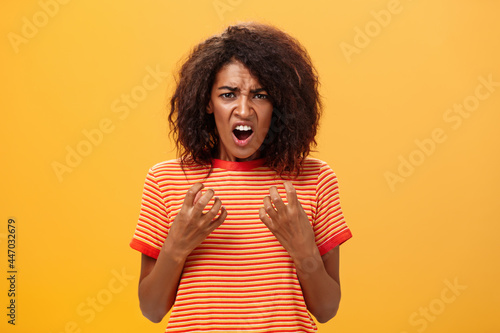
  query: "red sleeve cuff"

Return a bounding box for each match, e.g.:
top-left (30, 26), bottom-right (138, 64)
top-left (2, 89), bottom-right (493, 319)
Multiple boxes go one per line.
top-left (130, 238), bottom-right (160, 259)
top-left (317, 229), bottom-right (353, 256)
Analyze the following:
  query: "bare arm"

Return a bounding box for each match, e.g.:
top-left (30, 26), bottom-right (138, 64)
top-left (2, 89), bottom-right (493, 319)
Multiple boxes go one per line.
top-left (293, 245), bottom-right (341, 323)
top-left (137, 242), bottom-right (188, 323)
top-left (259, 181), bottom-right (344, 323)
top-left (137, 183), bottom-right (227, 323)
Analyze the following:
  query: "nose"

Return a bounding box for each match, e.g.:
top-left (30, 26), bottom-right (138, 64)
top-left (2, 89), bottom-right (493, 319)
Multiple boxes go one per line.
top-left (235, 95), bottom-right (253, 118)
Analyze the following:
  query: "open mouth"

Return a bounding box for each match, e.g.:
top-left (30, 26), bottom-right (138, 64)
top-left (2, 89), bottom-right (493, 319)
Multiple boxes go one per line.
top-left (233, 125), bottom-right (253, 141)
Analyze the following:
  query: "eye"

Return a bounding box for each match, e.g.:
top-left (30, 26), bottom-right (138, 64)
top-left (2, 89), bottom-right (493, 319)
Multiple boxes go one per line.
top-left (254, 94), bottom-right (268, 99)
top-left (220, 92), bottom-right (236, 98)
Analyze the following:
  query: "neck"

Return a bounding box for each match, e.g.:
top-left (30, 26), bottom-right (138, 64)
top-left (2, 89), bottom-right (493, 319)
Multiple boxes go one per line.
top-left (215, 146), bottom-right (263, 162)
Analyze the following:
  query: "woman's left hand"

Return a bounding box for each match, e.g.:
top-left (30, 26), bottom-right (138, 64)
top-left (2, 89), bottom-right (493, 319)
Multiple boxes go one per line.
top-left (259, 181), bottom-right (317, 259)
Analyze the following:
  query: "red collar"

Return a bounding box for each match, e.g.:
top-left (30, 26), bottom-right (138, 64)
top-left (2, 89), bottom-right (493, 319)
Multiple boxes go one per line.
top-left (211, 158), bottom-right (266, 171)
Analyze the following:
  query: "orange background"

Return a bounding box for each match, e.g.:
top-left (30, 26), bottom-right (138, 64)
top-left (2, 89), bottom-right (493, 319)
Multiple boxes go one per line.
top-left (1, 1), bottom-right (499, 332)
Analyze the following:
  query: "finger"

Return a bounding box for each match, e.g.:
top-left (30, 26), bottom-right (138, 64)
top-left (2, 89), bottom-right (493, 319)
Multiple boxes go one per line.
top-left (259, 207), bottom-right (273, 228)
top-left (283, 181), bottom-right (298, 209)
top-left (194, 188), bottom-right (215, 213)
top-left (185, 183), bottom-right (204, 207)
top-left (269, 186), bottom-right (286, 212)
top-left (205, 196), bottom-right (223, 221)
top-left (211, 206), bottom-right (228, 230)
top-left (193, 190), bottom-right (203, 205)
top-left (263, 195), bottom-right (278, 220)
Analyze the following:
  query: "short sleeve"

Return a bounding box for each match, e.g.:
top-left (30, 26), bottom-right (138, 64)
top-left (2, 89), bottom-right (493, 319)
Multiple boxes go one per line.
top-left (130, 167), bottom-right (171, 259)
top-left (313, 162), bottom-right (352, 256)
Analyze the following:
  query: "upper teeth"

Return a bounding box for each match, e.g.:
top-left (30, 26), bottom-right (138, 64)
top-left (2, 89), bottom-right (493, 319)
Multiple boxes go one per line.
top-left (235, 125), bottom-right (252, 131)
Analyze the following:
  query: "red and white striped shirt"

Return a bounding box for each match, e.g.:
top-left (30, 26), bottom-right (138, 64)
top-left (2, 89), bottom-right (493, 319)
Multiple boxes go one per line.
top-left (130, 157), bottom-right (352, 332)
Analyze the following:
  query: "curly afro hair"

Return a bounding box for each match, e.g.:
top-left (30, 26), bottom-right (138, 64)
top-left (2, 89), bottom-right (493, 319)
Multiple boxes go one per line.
top-left (168, 22), bottom-right (322, 178)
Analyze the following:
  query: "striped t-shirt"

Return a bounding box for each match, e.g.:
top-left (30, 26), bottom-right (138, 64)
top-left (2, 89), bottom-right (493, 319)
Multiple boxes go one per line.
top-left (130, 157), bottom-right (352, 332)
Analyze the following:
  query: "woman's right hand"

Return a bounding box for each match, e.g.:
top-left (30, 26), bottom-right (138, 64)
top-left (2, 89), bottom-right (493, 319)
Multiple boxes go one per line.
top-left (165, 182), bottom-right (227, 256)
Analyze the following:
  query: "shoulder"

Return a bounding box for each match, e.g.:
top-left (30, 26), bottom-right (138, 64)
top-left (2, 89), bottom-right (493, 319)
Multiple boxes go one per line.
top-left (149, 158), bottom-right (183, 174)
top-left (148, 158), bottom-right (208, 173)
top-left (299, 157), bottom-right (340, 190)
top-left (146, 158), bottom-right (212, 187)
top-left (301, 157), bottom-right (335, 175)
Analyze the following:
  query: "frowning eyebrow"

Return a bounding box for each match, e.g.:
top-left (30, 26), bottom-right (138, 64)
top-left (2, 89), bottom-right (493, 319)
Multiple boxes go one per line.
top-left (217, 86), bottom-right (267, 93)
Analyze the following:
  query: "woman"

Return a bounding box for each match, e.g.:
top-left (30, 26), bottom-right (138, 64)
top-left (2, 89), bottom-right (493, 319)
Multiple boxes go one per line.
top-left (130, 22), bottom-right (352, 332)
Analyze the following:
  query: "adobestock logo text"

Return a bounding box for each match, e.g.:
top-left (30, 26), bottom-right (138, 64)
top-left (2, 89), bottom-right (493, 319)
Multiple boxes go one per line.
top-left (8, 0), bottom-right (72, 54)
top-left (385, 74), bottom-right (499, 192)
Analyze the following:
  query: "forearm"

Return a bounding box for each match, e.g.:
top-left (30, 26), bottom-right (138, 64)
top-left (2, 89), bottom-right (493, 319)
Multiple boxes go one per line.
top-left (138, 240), bottom-right (187, 323)
top-left (293, 247), bottom-right (341, 323)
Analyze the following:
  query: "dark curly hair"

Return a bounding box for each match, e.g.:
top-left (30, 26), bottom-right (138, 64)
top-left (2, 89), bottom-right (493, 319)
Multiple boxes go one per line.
top-left (168, 22), bottom-right (322, 178)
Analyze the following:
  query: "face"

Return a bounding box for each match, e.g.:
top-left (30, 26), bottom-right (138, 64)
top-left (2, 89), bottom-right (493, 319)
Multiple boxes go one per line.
top-left (207, 61), bottom-right (273, 162)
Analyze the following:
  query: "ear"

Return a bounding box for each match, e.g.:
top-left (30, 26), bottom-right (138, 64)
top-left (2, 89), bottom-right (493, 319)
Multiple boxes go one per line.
top-left (206, 100), bottom-right (214, 114)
